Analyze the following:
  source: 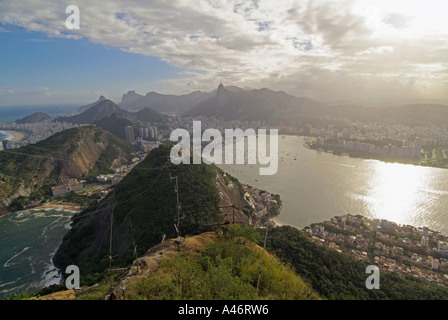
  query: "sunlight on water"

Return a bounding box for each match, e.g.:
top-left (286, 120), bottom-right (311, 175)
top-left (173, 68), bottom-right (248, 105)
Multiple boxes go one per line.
top-left (219, 136), bottom-right (448, 235)
top-left (365, 162), bottom-right (433, 226)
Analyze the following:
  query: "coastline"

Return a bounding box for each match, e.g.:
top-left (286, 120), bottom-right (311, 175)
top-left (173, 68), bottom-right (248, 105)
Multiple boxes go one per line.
top-left (0, 129), bottom-right (27, 143)
top-left (0, 201), bottom-right (83, 220)
top-left (32, 202), bottom-right (83, 212)
top-left (302, 138), bottom-right (448, 170)
top-left (0, 204), bottom-right (78, 299)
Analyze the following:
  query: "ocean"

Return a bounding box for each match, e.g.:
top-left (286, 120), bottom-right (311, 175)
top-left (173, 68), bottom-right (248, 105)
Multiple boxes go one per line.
top-left (0, 105), bottom-right (81, 298)
top-left (0, 131), bottom-right (14, 142)
top-left (0, 104), bottom-right (79, 122)
top-left (0, 104), bottom-right (79, 148)
top-left (0, 209), bottom-right (76, 299)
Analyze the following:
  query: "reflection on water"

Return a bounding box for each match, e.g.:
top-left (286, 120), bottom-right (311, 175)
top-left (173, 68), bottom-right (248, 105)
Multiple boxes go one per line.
top-left (218, 135), bottom-right (448, 235)
top-left (361, 162), bottom-right (438, 228)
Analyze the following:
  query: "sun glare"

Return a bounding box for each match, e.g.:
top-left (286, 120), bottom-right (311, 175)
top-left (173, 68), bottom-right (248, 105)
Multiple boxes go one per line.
top-left (366, 162), bottom-right (432, 226)
top-left (359, 0), bottom-right (448, 37)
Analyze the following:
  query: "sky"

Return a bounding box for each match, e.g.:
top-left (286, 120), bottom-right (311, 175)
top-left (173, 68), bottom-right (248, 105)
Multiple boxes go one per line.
top-left (0, 0), bottom-right (447, 107)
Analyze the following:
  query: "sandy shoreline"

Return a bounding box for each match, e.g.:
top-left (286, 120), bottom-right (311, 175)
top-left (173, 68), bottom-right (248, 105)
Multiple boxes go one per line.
top-left (0, 202), bottom-right (83, 220)
top-left (0, 129), bottom-right (27, 143)
top-left (33, 202), bottom-right (83, 212)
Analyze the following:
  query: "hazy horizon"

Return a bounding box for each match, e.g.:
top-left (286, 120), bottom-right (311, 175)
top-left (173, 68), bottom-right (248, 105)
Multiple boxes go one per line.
top-left (1, 85), bottom-right (448, 109)
top-left (1, 0), bottom-right (447, 108)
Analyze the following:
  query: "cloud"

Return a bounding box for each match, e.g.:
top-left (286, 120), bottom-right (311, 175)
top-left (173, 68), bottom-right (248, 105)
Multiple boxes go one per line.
top-left (357, 46), bottom-right (394, 56)
top-left (0, 0), bottom-right (447, 105)
top-left (382, 13), bottom-right (412, 30)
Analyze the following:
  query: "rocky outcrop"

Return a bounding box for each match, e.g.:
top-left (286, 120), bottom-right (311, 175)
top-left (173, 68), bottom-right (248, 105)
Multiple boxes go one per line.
top-left (105, 232), bottom-right (218, 300)
top-left (215, 173), bottom-right (250, 225)
top-left (0, 126), bottom-right (132, 215)
top-left (216, 173), bottom-right (247, 208)
top-left (0, 184), bottom-right (31, 216)
top-left (55, 130), bottom-right (127, 180)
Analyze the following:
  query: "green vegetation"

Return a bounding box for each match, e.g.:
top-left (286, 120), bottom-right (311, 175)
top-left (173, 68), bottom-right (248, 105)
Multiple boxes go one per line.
top-left (222, 172), bottom-right (246, 196)
top-left (263, 226), bottom-right (448, 300)
top-left (59, 191), bottom-right (91, 206)
top-left (74, 279), bottom-right (118, 300)
top-left (0, 129), bottom-right (78, 201)
top-left (269, 193), bottom-right (282, 217)
top-left (0, 126), bottom-right (135, 213)
top-left (51, 225), bottom-right (316, 300)
top-left (124, 226), bottom-right (319, 300)
top-left (134, 107), bottom-right (169, 123)
top-left (83, 142), bottom-right (130, 181)
top-left (2, 291), bottom-right (38, 300)
top-left (53, 144), bottom-right (223, 285)
top-left (94, 113), bottom-right (137, 141)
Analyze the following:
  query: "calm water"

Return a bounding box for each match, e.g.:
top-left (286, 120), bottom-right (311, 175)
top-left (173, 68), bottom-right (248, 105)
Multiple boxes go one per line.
top-left (0, 209), bottom-right (75, 299)
top-left (0, 104), bottom-right (79, 122)
top-left (218, 135), bottom-right (448, 234)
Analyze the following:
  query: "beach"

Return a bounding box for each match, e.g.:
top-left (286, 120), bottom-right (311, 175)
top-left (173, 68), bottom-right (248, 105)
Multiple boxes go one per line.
top-left (0, 129), bottom-right (27, 143)
top-left (35, 202), bottom-right (83, 212)
top-left (0, 201), bottom-right (83, 220)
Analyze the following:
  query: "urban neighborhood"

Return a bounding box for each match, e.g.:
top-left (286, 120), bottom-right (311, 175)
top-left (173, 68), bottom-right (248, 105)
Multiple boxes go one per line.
top-left (305, 214), bottom-right (448, 286)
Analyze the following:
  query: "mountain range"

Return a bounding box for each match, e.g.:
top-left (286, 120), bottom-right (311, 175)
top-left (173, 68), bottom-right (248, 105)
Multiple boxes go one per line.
top-left (79, 84), bottom-right (448, 125)
top-left (120, 89), bottom-right (215, 113)
top-left (184, 84), bottom-right (327, 124)
top-left (56, 99), bottom-right (169, 125)
top-left (117, 84), bottom-right (327, 124)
